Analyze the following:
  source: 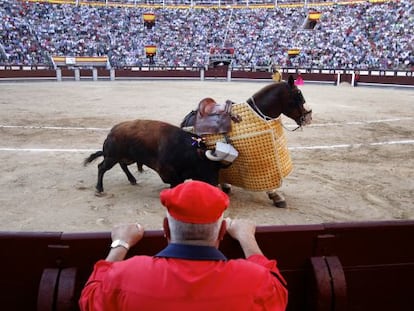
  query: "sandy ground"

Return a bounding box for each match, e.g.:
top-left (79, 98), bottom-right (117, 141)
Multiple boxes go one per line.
top-left (0, 80), bottom-right (413, 232)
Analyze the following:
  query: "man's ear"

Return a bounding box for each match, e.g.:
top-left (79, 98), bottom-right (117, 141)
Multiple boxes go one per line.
top-left (163, 217), bottom-right (171, 241)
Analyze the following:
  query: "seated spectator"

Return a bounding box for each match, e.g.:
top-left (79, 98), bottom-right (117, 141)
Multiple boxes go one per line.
top-left (79, 181), bottom-right (288, 311)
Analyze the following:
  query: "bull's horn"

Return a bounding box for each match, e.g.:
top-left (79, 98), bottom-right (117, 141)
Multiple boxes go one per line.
top-left (205, 150), bottom-right (225, 161)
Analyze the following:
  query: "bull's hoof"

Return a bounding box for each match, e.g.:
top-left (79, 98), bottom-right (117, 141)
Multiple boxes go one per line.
top-left (220, 183), bottom-right (232, 194)
top-left (129, 180), bottom-right (137, 185)
top-left (94, 191), bottom-right (106, 197)
top-left (267, 191), bottom-right (287, 208)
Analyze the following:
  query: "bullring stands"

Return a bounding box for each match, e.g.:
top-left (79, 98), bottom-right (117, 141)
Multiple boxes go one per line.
top-left (0, 1), bottom-right (412, 70)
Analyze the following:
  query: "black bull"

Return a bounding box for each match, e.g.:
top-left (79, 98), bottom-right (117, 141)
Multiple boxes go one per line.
top-left (84, 119), bottom-right (225, 194)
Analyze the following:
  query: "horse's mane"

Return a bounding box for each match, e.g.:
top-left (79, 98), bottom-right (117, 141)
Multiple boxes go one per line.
top-left (251, 80), bottom-right (288, 100)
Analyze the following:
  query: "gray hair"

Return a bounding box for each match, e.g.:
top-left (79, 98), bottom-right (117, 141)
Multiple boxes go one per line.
top-left (166, 212), bottom-right (223, 246)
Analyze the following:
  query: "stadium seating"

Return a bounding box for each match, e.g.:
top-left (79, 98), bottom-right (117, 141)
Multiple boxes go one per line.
top-left (0, 0), bottom-right (412, 70)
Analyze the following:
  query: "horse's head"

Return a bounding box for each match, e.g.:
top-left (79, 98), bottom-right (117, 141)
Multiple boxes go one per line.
top-left (247, 75), bottom-right (312, 127)
top-left (285, 75), bottom-right (312, 127)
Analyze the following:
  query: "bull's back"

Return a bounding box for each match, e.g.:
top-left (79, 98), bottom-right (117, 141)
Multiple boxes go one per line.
top-left (105, 120), bottom-right (185, 164)
top-left (109, 120), bottom-right (178, 147)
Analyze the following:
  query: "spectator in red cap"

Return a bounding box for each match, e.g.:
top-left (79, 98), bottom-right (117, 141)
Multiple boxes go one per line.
top-left (79, 180), bottom-right (288, 311)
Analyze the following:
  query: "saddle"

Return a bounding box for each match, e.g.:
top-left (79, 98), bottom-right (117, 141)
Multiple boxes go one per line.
top-left (194, 98), bottom-right (239, 136)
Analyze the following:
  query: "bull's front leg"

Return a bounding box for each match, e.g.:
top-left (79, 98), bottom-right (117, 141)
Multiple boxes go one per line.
top-left (158, 169), bottom-right (185, 188)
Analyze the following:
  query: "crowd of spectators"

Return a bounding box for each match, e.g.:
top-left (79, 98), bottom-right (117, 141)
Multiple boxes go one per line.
top-left (0, 0), bottom-right (412, 70)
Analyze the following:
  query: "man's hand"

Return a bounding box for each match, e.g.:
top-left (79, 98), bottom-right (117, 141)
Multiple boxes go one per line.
top-left (106, 223), bottom-right (145, 262)
top-left (111, 223), bottom-right (145, 248)
top-left (225, 218), bottom-right (256, 241)
top-left (225, 218), bottom-right (263, 258)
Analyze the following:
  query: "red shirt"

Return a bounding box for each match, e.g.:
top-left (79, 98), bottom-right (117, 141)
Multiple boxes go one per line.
top-left (79, 244), bottom-right (288, 311)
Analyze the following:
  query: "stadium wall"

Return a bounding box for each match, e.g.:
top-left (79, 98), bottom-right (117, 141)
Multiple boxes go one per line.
top-left (0, 66), bottom-right (413, 86)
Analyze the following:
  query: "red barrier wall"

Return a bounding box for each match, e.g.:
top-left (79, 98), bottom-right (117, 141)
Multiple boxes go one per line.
top-left (0, 67), bottom-right (412, 86)
top-left (1, 220), bottom-right (413, 311)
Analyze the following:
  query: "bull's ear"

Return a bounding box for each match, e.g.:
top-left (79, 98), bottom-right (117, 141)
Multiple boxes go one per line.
top-left (288, 75), bottom-right (294, 88)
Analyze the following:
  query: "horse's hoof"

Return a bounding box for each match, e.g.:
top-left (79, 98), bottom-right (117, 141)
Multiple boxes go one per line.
top-left (273, 199), bottom-right (287, 208)
top-left (267, 191), bottom-right (287, 208)
top-left (220, 183), bottom-right (232, 194)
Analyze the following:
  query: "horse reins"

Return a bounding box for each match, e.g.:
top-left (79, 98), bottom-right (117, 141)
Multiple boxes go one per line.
top-left (248, 96), bottom-right (273, 121)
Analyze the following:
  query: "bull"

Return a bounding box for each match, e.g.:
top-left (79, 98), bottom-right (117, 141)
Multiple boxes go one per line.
top-left (84, 119), bottom-right (224, 194)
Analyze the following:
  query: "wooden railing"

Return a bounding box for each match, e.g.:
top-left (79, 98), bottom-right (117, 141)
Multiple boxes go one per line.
top-left (1, 220), bottom-right (413, 311)
top-left (0, 66), bottom-right (413, 86)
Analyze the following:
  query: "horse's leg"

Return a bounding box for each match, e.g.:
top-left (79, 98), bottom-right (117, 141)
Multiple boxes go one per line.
top-left (267, 190), bottom-right (287, 208)
top-left (119, 162), bottom-right (137, 185)
top-left (220, 183), bottom-right (232, 194)
top-left (96, 158), bottom-right (117, 195)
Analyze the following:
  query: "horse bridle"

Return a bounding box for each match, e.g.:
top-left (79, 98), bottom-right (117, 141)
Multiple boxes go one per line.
top-left (290, 89), bottom-right (312, 130)
top-left (248, 92), bottom-right (310, 132)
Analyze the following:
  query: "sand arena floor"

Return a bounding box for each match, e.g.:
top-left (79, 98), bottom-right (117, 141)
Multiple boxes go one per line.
top-left (0, 80), bottom-right (413, 232)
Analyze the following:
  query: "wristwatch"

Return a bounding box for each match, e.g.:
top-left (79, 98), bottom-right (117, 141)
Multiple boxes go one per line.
top-left (111, 239), bottom-right (130, 251)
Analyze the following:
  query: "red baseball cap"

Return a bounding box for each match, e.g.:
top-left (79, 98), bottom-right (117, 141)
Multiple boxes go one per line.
top-left (160, 181), bottom-right (229, 224)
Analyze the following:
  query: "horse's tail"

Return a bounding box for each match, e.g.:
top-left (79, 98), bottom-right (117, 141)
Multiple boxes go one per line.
top-left (83, 151), bottom-right (103, 166)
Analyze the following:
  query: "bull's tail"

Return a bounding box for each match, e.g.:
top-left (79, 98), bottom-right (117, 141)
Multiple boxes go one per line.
top-left (83, 151), bottom-right (104, 166)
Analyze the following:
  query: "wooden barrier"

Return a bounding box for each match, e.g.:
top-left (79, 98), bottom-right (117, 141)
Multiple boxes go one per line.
top-left (1, 220), bottom-right (413, 311)
top-left (0, 66), bottom-right (412, 86)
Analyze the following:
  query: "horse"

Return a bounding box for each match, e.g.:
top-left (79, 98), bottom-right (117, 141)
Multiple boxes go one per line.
top-left (180, 75), bottom-right (312, 208)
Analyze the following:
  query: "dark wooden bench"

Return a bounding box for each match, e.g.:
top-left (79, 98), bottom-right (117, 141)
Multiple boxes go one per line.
top-left (1, 220), bottom-right (413, 311)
